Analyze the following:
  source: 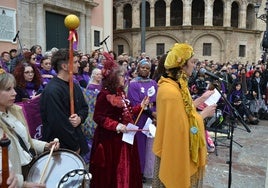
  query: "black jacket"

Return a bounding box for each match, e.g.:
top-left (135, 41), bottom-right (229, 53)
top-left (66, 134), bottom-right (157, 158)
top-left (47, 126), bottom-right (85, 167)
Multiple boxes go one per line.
top-left (40, 77), bottom-right (89, 155)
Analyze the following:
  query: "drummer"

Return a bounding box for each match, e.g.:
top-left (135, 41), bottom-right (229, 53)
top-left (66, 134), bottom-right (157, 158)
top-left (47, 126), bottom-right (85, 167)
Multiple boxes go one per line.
top-left (0, 171), bottom-right (17, 188)
top-left (0, 69), bottom-right (60, 188)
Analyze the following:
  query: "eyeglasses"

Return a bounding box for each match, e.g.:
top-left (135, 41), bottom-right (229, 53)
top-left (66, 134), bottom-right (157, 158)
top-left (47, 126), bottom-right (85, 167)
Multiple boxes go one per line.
top-left (24, 71), bottom-right (34, 74)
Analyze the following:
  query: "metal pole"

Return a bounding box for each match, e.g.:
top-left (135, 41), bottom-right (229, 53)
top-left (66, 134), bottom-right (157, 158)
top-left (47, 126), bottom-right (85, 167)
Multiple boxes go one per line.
top-left (265, 0), bottom-right (268, 63)
top-left (141, 0), bottom-right (146, 53)
top-left (266, 1), bottom-right (268, 32)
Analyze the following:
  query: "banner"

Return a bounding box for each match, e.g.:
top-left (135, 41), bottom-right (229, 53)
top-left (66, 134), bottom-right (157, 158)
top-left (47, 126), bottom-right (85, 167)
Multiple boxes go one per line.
top-left (16, 96), bottom-right (42, 139)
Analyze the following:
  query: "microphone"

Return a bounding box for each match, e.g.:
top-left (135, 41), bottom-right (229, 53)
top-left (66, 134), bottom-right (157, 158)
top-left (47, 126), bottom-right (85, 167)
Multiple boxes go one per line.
top-left (13, 31), bottom-right (19, 42)
top-left (199, 68), bottom-right (227, 83)
top-left (100, 35), bottom-right (110, 45)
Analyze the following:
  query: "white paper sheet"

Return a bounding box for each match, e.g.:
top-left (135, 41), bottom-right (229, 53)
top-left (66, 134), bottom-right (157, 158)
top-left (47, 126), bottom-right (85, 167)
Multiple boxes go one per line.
top-left (204, 89), bottom-right (221, 106)
top-left (141, 118), bottom-right (156, 138)
top-left (148, 124), bottom-right (156, 138)
top-left (142, 118), bottom-right (152, 137)
top-left (122, 123), bottom-right (139, 145)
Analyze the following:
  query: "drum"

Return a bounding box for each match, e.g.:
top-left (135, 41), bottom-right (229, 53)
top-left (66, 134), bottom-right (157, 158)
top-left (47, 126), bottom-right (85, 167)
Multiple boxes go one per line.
top-left (26, 149), bottom-right (86, 187)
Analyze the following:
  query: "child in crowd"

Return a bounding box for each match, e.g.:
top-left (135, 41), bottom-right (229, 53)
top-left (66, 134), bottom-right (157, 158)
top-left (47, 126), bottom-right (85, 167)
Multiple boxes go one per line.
top-left (40, 57), bottom-right (56, 87)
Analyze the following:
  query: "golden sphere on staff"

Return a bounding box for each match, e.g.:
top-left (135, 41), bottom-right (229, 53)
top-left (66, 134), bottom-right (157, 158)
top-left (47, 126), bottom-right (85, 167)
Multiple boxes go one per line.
top-left (64, 14), bottom-right (80, 30)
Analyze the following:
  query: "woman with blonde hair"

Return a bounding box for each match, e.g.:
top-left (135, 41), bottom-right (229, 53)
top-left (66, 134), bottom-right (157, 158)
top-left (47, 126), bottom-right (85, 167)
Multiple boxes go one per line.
top-left (0, 69), bottom-right (59, 187)
top-left (86, 68), bottom-right (102, 92)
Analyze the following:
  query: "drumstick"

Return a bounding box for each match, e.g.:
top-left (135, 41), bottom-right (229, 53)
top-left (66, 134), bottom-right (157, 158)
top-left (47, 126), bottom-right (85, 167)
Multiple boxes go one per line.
top-left (39, 138), bottom-right (59, 184)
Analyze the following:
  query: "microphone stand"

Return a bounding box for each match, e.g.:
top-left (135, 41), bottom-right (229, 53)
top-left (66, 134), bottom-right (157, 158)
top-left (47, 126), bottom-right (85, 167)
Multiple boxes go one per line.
top-left (102, 40), bottom-right (109, 52)
top-left (10, 32), bottom-right (23, 73)
top-left (100, 36), bottom-right (109, 51)
top-left (13, 33), bottom-right (23, 56)
top-left (212, 82), bottom-right (251, 188)
top-left (95, 47), bottom-right (103, 52)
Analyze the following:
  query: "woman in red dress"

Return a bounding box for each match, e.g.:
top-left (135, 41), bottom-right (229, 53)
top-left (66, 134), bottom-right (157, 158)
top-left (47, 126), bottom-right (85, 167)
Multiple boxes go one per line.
top-left (89, 52), bottom-right (148, 188)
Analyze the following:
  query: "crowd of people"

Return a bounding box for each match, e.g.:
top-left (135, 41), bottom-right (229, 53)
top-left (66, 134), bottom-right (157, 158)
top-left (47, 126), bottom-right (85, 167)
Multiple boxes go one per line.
top-left (191, 59), bottom-right (268, 125)
top-left (0, 43), bottom-right (267, 187)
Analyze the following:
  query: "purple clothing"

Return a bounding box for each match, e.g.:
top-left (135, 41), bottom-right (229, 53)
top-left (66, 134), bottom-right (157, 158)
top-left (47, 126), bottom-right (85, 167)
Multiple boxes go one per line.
top-left (75, 74), bottom-right (83, 82)
top-left (96, 63), bottom-right (103, 69)
top-left (75, 73), bottom-right (90, 88)
top-left (40, 69), bottom-right (57, 86)
top-left (127, 77), bottom-right (157, 174)
top-left (82, 73), bottom-right (90, 84)
top-left (144, 137), bottom-right (155, 178)
top-left (15, 82), bottom-right (43, 102)
top-left (36, 54), bottom-right (43, 65)
top-left (26, 87), bottom-right (36, 98)
top-left (76, 73), bottom-right (90, 83)
top-left (80, 83), bottom-right (101, 163)
top-left (0, 59), bottom-right (10, 72)
top-left (73, 75), bottom-right (80, 85)
top-left (86, 83), bottom-right (101, 92)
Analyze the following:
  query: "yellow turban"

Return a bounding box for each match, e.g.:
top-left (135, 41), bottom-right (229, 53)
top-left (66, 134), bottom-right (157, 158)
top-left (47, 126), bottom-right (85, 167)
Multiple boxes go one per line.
top-left (164, 43), bottom-right (194, 69)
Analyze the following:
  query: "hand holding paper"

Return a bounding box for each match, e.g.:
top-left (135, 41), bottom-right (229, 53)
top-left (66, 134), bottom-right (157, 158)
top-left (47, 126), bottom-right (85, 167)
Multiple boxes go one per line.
top-left (204, 89), bottom-right (221, 106)
top-left (142, 118), bottom-right (156, 138)
top-left (122, 123), bottom-right (139, 145)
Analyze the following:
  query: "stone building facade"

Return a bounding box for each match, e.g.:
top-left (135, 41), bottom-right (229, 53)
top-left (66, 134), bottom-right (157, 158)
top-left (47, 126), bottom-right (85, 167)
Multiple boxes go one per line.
top-left (113, 0), bottom-right (264, 64)
top-left (18, 0), bottom-right (99, 53)
top-left (0, 0), bottom-right (113, 54)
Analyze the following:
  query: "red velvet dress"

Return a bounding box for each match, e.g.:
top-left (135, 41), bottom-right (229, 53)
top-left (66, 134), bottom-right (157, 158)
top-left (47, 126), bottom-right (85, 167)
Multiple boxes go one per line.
top-left (89, 88), bottom-right (142, 188)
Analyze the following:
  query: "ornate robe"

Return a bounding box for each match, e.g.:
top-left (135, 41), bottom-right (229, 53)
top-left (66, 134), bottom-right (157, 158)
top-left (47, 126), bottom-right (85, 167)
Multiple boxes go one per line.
top-left (90, 88), bottom-right (142, 188)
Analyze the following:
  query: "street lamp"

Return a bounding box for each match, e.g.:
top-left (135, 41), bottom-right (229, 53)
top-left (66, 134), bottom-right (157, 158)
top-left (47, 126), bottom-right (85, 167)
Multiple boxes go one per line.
top-left (255, 1), bottom-right (268, 63)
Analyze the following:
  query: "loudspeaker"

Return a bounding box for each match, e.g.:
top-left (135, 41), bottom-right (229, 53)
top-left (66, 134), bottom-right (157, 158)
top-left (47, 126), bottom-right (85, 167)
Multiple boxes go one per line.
top-left (262, 31), bottom-right (268, 49)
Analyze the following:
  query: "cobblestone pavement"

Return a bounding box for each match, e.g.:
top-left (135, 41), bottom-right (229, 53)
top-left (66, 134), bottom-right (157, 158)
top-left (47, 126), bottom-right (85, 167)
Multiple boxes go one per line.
top-left (143, 120), bottom-right (268, 188)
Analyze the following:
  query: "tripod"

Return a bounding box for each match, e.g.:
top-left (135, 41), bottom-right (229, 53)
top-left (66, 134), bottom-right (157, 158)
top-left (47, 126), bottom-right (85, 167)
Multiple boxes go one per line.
top-left (207, 120), bottom-right (229, 156)
top-left (207, 107), bottom-right (245, 156)
top-left (212, 84), bottom-right (251, 188)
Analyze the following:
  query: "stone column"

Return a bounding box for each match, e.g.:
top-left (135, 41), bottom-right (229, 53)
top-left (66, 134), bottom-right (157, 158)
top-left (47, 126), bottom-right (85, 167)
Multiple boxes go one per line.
top-left (223, 1), bottom-right (231, 27)
top-left (36, 3), bottom-right (45, 49)
top-left (116, 4), bottom-right (123, 29)
top-left (132, 3), bottom-right (140, 28)
top-left (166, 3), bottom-right (170, 27)
top-left (103, 0), bottom-right (113, 51)
top-left (84, 7), bottom-right (92, 53)
top-left (183, 1), bottom-right (191, 26)
top-left (205, 1), bottom-right (213, 26)
top-left (239, 4), bottom-right (247, 28)
top-left (79, 13), bottom-right (86, 53)
top-left (150, 5), bottom-right (155, 27)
